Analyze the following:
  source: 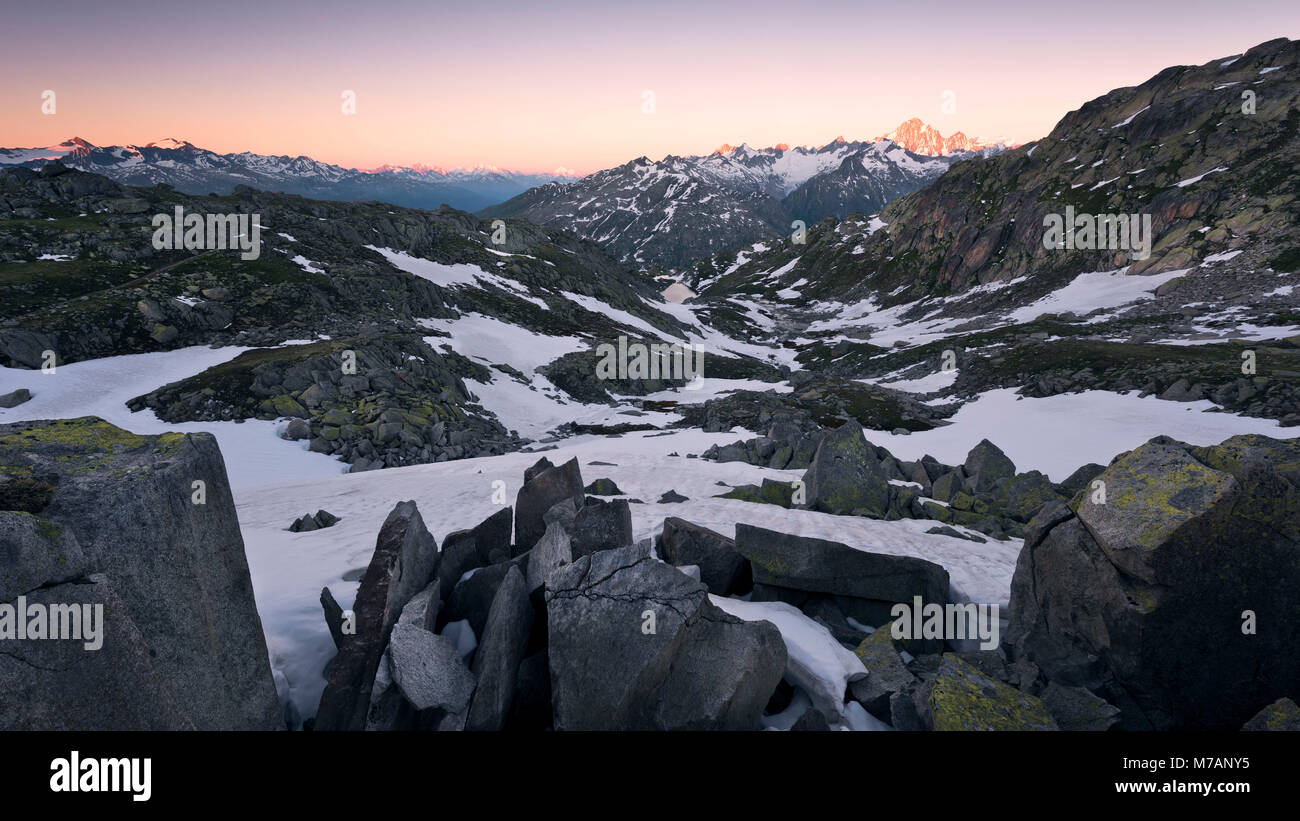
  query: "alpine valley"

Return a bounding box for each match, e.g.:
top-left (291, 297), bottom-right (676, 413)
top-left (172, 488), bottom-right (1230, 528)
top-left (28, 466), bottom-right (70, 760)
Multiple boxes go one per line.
top-left (2, 37), bottom-right (1299, 735)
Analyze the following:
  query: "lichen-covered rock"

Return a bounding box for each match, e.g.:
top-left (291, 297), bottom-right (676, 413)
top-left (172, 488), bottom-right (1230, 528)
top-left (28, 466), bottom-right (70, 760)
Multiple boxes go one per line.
top-left (1241, 698), bottom-right (1300, 731)
top-left (802, 420), bottom-right (890, 516)
top-left (850, 626), bottom-right (917, 720)
top-left (1007, 434), bottom-right (1300, 730)
top-left (0, 417), bottom-right (282, 730)
top-left (916, 654), bottom-right (1058, 731)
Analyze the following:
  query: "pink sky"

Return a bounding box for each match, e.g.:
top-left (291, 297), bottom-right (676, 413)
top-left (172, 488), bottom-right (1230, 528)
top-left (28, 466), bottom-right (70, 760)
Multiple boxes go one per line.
top-left (1, 1), bottom-right (1296, 174)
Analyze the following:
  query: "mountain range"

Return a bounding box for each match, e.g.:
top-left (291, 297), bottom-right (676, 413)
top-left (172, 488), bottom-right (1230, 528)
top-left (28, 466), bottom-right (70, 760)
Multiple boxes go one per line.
top-left (0, 137), bottom-right (578, 212)
top-left (481, 121), bottom-right (1006, 269)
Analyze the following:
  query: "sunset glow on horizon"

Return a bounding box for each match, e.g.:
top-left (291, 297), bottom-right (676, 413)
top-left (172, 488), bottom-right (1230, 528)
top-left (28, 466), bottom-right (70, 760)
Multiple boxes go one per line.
top-left (2, 0), bottom-right (1297, 175)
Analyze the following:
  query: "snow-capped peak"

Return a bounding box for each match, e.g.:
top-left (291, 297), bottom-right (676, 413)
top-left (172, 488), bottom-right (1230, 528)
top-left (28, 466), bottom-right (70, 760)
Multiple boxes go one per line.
top-left (146, 137), bottom-right (195, 150)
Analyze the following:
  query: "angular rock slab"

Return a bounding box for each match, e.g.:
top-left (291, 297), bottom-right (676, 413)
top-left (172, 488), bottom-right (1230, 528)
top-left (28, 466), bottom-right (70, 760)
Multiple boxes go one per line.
top-left (466, 566), bottom-right (535, 731)
top-left (366, 624), bottom-right (476, 731)
top-left (659, 516), bottom-right (750, 595)
top-left (738, 522), bottom-right (951, 639)
top-left (514, 457), bottom-right (584, 551)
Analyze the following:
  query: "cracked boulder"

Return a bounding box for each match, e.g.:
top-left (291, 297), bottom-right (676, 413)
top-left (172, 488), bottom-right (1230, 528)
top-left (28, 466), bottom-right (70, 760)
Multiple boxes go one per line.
top-left (545, 543), bottom-right (785, 730)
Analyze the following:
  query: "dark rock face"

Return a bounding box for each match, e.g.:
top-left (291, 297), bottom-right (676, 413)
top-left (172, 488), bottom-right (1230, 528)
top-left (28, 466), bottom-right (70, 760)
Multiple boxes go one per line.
top-left (1007, 434), bottom-right (1300, 730)
top-left (0, 417), bottom-right (281, 730)
top-left (802, 420), bottom-right (890, 516)
top-left (963, 439), bottom-right (1016, 493)
top-left (570, 497), bottom-right (634, 558)
top-left (441, 553), bottom-right (529, 638)
top-left (734, 524), bottom-right (949, 640)
top-left (0, 513), bottom-right (192, 729)
top-left (658, 517), bottom-right (750, 596)
top-left (471, 506), bottom-right (514, 564)
top-left (316, 500), bottom-right (440, 731)
top-left (545, 543), bottom-right (785, 730)
top-left (514, 457), bottom-right (584, 551)
top-left (466, 566), bottom-right (534, 731)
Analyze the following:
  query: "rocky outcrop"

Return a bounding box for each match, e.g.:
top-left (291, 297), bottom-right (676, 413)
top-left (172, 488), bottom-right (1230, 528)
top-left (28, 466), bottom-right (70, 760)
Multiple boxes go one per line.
top-left (0, 417), bottom-right (281, 729)
top-left (802, 420), bottom-right (891, 516)
top-left (1006, 433), bottom-right (1300, 730)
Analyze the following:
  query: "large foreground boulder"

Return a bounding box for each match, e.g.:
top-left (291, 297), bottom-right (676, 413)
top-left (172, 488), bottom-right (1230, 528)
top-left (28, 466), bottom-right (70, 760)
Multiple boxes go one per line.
top-left (1006, 434), bottom-right (1300, 730)
top-left (545, 543), bottom-right (785, 730)
top-left (316, 500), bottom-right (440, 731)
top-left (0, 417), bottom-right (281, 730)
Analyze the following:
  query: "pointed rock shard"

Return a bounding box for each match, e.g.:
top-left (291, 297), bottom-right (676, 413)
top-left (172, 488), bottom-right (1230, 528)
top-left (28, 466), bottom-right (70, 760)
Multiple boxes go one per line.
top-left (466, 566), bottom-right (534, 731)
top-left (316, 500), bottom-right (440, 731)
top-left (514, 457), bottom-right (584, 551)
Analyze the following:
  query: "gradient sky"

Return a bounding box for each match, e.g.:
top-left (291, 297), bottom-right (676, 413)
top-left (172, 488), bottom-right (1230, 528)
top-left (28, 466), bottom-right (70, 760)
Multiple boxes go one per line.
top-left (2, 0), bottom-right (1297, 174)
